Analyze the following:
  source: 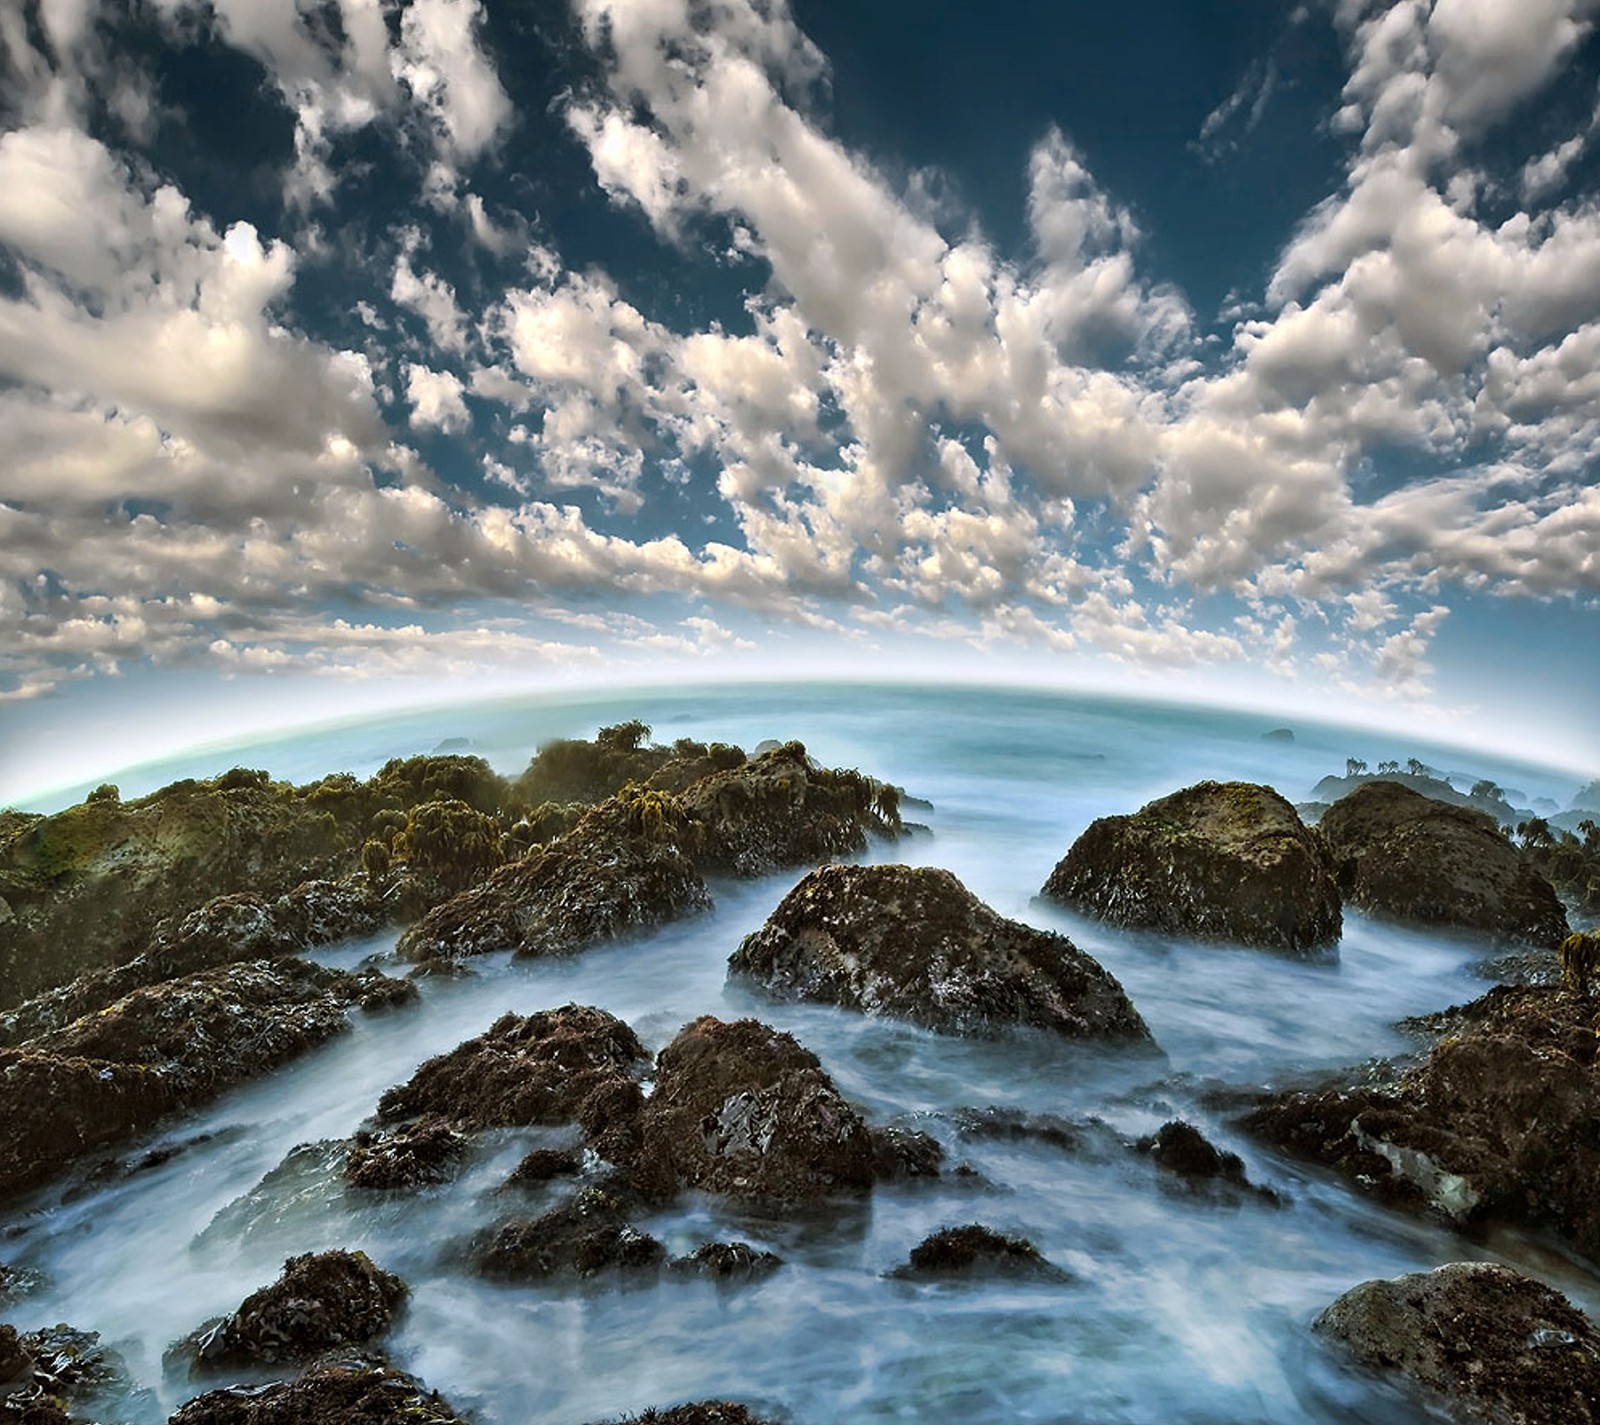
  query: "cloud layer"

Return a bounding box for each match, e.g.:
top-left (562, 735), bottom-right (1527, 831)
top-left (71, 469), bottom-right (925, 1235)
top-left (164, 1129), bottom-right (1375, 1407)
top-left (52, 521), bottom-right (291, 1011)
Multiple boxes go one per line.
top-left (1, 0), bottom-right (1597, 721)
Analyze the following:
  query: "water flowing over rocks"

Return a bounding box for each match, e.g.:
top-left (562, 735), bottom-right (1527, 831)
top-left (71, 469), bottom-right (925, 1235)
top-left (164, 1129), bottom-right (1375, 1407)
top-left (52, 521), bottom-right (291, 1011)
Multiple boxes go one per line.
top-left (0, 961), bottom-right (413, 1202)
top-left (1245, 985), bottom-right (1600, 1259)
top-left (1040, 781), bottom-right (1342, 954)
top-left (1135, 1120), bottom-right (1281, 1203)
top-left (730, 864), bottom-right (1150, 1041)
top-left (176, 1251), bottom-right (407, 1369)
top-left (668, 1242), bottom-right (783, 1281)
top-left (890, 1225), bottom-right (1067, 1281)
top-left (1319, 781), bottom-right (1569, 947)
top-left (1314, 1263), bottom-right (1600, 1425)
top-left (634, 1017), bottom-right (877, 1205)
top-left (167, 1357), bottom-right (469, 1425)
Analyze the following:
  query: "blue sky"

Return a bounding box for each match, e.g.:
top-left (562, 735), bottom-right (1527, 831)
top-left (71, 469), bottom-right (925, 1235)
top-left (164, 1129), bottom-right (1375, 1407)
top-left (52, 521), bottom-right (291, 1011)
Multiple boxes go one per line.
top-left (2, 0), bottom-right (1599, 786)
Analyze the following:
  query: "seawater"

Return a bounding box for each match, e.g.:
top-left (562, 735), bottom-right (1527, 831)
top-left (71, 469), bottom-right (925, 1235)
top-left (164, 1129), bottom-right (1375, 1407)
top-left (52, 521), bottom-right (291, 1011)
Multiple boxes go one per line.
top-left (5, 682), bottom-right (1596, 1425)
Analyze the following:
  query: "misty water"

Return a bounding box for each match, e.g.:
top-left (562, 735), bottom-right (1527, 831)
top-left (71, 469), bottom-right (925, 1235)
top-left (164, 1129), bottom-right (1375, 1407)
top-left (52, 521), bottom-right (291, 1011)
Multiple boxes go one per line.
top-left (5, 682), bottom-right (1597, 1424)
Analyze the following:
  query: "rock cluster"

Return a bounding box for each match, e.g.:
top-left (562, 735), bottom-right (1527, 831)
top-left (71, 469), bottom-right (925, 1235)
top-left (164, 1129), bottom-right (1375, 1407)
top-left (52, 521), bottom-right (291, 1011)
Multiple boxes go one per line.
top-left (168, 1358), bottom-right (469, 1425)
top-left (1319, 781), bottom-right (1568, 946)
top-left (1041, 781), bottom-right (1342, 954)
top-left (730, 864), bottom-right (1149, 1041)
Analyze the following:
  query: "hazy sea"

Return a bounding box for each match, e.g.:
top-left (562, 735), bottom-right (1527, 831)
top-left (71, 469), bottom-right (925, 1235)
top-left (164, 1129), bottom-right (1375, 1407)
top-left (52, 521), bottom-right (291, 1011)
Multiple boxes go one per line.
top-left (4, 681), bottom-right (1595, 1424)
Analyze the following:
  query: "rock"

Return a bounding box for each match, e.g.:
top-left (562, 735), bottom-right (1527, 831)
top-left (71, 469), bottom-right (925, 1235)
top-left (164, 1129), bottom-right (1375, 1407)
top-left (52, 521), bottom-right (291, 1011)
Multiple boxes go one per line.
top-left (0, 1326), bottom-right (31, 1389)
top-left (668, 1242), bottom-right (783, 1281)
top-left (0, 1265), bottom-right (42, 1307)
top-left (950, 1106), bottom-right (1109, 1155)
top-left (1319, 781), bottom-right (1568, 946)
top-left (345, 1119), bottom-right (468, 1190)
top-left (178, 1251), bottom-right (407, 1369)
top-left (581, 1405), bottom-right (780, 1425)
top-left (17, 1325), bottom-right (127, 1399)
top-left (0, 960), bottom-right (412, 1203)
top-left (374, 1007), bottom-right (647, 1157)
top-left (1245, 986), bottom-right (1600, 1260)
top-left (679, 742), bottom-right (898, 876)
top-left (869, 1125), bottom-right (945, 1181)
top-left (889, 1225), bottom-right (1066, 1281)
top-left (1135, 1120), bottom-right (1279, 1202)
top-left (504, 1147), bottom-right (584, 1188)
top-left (474, 1188), bottom-right (664, 1281)
top-left (396, 790), bottom-right (712, 962)
top-left (731, 864), bottom-right (1150, 1041)
top-left (1261, 727), bottom-right (1295, 743)
top-left (1314, 1262), bottom-right (1600, 1425)
top-left (1041, 781), bottom-right (1342, 954)
top-left (167, 1357), bottom-right (469, 1425)
top-left (635, 1017), bottom-right (876, 1206)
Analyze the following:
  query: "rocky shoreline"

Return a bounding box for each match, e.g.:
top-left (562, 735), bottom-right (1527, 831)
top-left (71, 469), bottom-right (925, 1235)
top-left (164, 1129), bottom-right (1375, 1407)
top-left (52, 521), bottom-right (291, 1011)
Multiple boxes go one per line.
top-left (1, 726), bottom-right (1596, 1425)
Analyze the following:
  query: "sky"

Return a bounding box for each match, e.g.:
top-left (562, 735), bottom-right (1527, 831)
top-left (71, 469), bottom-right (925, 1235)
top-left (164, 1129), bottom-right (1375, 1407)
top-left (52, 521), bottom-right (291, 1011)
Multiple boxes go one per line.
top-left (2, 0), bottom-right (1599, 789)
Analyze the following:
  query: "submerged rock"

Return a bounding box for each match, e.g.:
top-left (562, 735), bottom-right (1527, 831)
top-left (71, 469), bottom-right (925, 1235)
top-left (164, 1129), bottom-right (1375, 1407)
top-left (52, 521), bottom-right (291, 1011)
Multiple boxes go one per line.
top-left (668, 1242), bottom-right (783, 1281)
top-left (635, 1017), bottom-right (876, 1206)
top-left (1040, 781), bottom-right (1342, 954)
top-left (1135, 1120), bottom-right (1280, 1203)
top-left (731, 864), bottom-right (1150, 1041)
top-left (581, 1405), bottom-right (780, 1425)
top-left (1245, 986), bottom-right (1600, 1260)
top-left (178, 1251), bottom-right (407, 1369)
top-left (474, 1187), bottom-right (664, 1282)
top-left (869, 1125), bottom-right (945, 1181)
top-left (503, 1147), bottom-right (584, 1189)
top-left (1314, 1263), bottom-right (1600, 1425)
top-left (890, 1225), bottom-right (1067, 1281)
top-left (375, 1006), bottom-right (647, 1152)
top-left (1319, 781), bottom-right (1568, 946)
top-left (0, 960), bottom-right (412, 1202)
top-left (167, 1357), bottom-right (469, 1425)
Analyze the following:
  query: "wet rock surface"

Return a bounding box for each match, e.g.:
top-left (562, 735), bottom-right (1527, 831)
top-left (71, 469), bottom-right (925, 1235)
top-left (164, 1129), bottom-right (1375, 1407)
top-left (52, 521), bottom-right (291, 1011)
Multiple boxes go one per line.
top-left (0, 1323), bottom-right (128, 1424)
top-left (375, 1006), bottom-right (647, 1148)
top-left (890, 1225), bottom-right (1067, 1281)
top-left (869, 1125), bottom-right (945, 1181)
top-left (1319, 781), bottom-right (1568, 947)
top-left (178, 1251), bottom-right (407, 1369)
top-left (167, 1357), bottom-right (469, 1425)
top-left (732, 864), bottom-right (1150, 1040)
top-left (1245, 986), bottom-right (1600, 1259)
top-left (474, 1187), bottom-right (665, 1282)
top-left (1041, 781), bottom-right (1342, 954)
top-left (0, 961), bottom-right (413, 1202)
top-left (1314, 1262), bottom-right (1600, 1425)
top-left (504, 1148), bottom-right (584, 1188)
top-left (344, 1119), bottom-right (469, 1191)
top-left (635, 1017), bottom-right (877, 1205)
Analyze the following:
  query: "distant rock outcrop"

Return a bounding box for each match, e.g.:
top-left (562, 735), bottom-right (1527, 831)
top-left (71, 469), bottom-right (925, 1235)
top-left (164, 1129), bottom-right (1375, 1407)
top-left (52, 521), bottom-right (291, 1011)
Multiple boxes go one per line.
top-left (1315, 1263), bottom-right (1600, 1425)
top-left (1319, 780), bottom-right (1568, 946)
top-left (731, 864), bottom-right (1149, 1041)
top-left (1041, 781), bottom-right (1342, 954)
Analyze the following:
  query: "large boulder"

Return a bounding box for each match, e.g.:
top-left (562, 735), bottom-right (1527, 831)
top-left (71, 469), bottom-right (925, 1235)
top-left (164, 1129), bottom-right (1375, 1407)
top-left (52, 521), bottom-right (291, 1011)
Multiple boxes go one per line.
top-left (635, 1017), bottom-right (876, 1205)
top-left (730, 864), bottom-right (1149, 1041)
top-left (1245, 986), bottom-right (1600, 1262)
top-left (1314, 1263), bottom-right (1600, 1425)
top-left (395, 789), bottom-right (711, 962)
top-left (177, 1251), bottom-right (406, 1369)
top-left (168, 1358), bottom-right (469, 1425)
top-left (1040, 781), bottom-right (1341, 954)
top-left (374, 1006), bottom-right (647, 1159)
top-left (1319, 781), bottom-right (1568, 946)
top-left (0, 960), bottom-right (413, 1202)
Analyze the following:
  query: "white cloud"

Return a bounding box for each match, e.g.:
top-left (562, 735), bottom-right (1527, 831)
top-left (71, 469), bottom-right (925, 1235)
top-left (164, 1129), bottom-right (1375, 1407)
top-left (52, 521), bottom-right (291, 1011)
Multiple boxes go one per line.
top-left (405, 363), bottom-right (470, 432)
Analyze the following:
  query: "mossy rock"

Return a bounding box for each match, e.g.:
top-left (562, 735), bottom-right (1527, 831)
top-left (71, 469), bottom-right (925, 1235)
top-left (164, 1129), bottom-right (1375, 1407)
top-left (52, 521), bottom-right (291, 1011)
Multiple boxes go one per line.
top-left (1041, 780), bottom-right (1342, 954)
